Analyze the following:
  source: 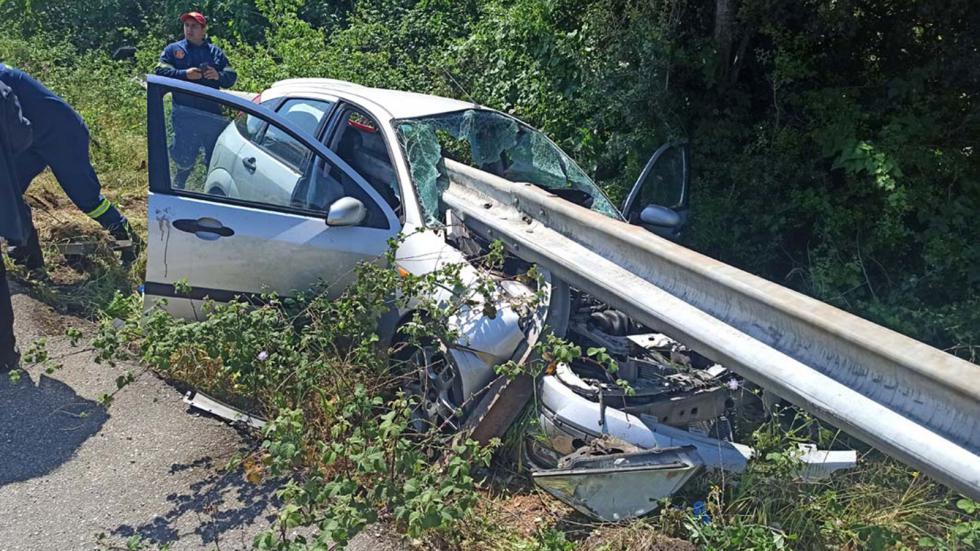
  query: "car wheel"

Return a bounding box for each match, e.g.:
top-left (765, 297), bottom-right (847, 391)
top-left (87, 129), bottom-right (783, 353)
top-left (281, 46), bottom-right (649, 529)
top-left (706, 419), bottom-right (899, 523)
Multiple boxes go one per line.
top-left (392, 337), bottom-right (465, 433)
top-left (208, 187), bottom-right (226, 196)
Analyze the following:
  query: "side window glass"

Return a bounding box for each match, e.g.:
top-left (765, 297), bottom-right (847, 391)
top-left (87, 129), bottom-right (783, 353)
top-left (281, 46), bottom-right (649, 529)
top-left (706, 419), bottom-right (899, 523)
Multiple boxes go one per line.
top-left (258, 99), bottom-right (334, 170)
top-left (640, 145), bottom-right (685, 209)
top-left (234, 97), bottom-right (278, 142)
top-left (160, 91), bottom-right (385, 226)
top-left (301, 154), bottom-right (389, 229)
top-left (332, 109), bottom-right (401, 214)
top-left (165, 92), bottom-right (314, 211)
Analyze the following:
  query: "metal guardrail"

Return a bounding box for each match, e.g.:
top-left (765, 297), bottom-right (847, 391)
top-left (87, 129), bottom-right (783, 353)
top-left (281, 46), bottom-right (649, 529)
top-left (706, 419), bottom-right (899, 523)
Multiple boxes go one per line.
top-left (441, 159), bottom-right (980, 498)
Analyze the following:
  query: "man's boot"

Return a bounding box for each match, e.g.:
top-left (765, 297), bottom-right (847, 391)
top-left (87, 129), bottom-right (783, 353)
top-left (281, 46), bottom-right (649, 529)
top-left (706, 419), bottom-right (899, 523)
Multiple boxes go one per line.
top-left (7, 227), bottom-right (43, 270)
top-left (107, 219), bottom-right (142, 264)
top-left (93, 200), bottom-right (141, 265)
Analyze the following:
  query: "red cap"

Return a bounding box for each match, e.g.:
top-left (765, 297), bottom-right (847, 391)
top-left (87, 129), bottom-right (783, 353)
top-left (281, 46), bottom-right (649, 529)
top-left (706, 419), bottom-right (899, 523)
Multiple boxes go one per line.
top-left (180, 11), bottom-right (207, 27)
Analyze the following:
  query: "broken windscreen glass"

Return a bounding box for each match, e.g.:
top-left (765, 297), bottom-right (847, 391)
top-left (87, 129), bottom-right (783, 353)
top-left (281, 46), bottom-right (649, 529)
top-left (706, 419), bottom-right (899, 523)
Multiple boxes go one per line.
top-left (398, 121), bottom-right (447, 223)
top-left (396, 109), bottom-right (620, 224)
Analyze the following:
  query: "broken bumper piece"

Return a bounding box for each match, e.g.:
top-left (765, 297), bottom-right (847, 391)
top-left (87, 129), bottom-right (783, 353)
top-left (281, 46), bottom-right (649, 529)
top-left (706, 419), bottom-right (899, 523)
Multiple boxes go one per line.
top-left (529, 373), bottom-right (752, 522)
top-left (537, 374), bottom-right (754, 472)
top-left (796, 443), bottom-right (858, 482)
top-left (532, 437), bottom-right (701, 522)
top-left (529, 374), bottom-right (858, 521)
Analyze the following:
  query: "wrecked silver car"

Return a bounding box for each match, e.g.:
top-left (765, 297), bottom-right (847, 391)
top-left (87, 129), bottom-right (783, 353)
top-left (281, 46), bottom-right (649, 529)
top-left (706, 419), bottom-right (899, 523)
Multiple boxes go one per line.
top-left (144, 76), bottom-right (851, 521)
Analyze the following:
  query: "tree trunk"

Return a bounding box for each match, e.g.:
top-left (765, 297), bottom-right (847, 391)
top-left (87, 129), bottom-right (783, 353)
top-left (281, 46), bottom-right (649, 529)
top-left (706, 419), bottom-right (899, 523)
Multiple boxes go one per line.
top-left (714, 0), bottom-right (734, 85)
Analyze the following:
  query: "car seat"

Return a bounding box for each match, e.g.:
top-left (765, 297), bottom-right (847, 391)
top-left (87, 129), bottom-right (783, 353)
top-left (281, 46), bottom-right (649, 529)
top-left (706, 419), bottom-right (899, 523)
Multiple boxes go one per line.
top-left (337, 122), bottom-right (401, 214)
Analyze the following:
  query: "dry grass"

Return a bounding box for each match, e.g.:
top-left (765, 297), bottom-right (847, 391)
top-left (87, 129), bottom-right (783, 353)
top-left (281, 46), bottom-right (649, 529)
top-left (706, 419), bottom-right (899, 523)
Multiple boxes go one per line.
top-left (579, 524), bottom-right (695, 551)
top-left (8, 173), bottom-right (145, 317)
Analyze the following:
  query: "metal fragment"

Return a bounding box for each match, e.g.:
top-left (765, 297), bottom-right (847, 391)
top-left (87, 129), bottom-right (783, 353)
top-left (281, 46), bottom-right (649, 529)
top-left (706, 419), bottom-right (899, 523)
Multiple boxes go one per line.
top-left (183, 390), bottom-right (266, 429)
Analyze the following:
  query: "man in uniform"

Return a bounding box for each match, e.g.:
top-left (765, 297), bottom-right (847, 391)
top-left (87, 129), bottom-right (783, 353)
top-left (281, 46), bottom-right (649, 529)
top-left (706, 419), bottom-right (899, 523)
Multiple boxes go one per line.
top-left (0, 80), bottom-right (33, 372)
top-left (154, 11), bottom-right (237, 189)
top-left (0, 65), bottom-right (139, 268)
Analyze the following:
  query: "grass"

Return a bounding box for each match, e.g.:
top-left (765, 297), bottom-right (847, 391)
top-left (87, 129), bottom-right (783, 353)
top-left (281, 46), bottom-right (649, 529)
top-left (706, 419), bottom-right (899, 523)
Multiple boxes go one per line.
top-left (7, 175), bottom-right (145, 318)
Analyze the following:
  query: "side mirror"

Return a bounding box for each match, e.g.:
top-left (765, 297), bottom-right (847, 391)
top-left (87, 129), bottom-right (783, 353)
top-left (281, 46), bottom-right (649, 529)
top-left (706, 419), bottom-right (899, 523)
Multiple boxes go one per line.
top-left (326, 197), bottom-right (366, 226)
top-left (639, 204), bottom-right (686, 240)
top-left (639, 205), bottom-right (681, 228)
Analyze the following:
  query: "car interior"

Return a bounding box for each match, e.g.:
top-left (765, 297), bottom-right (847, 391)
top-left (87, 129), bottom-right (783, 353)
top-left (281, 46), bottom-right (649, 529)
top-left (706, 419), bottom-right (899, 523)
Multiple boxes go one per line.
top-left (333, 110), bottom-right (402, 216)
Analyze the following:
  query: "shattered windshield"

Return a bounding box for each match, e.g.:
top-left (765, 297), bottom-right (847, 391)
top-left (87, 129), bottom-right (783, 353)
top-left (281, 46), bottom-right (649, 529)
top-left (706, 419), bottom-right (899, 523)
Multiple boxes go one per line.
top-left (396, 109), bottom-right (620, 224)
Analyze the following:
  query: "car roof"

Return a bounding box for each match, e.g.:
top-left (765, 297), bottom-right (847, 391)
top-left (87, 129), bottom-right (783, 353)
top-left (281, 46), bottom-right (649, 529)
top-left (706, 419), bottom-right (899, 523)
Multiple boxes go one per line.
top-left (268, 78), bottom-right (482, 120)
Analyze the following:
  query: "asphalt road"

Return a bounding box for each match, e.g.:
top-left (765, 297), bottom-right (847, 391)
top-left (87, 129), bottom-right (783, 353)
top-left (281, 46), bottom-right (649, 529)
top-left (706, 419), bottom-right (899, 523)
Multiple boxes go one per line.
top-left (0, 285), bottom-right (407, 551)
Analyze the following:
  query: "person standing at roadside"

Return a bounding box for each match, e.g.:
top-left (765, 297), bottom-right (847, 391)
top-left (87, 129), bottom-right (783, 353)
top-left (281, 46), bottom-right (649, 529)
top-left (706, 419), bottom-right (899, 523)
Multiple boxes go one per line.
top-left (0, 80), bottom-right (33, 372)
top-left (154, 11), bottom-right (237, 189)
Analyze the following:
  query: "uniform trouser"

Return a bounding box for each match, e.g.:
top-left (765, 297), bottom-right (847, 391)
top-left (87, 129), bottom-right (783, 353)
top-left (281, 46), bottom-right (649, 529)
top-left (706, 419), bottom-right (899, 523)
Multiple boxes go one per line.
top-left (0, 256), bottom-right (15, 366)
top-left (13, 123), bottom-right (124, 244)
top-left (170, 105), bottom-right (228, 189)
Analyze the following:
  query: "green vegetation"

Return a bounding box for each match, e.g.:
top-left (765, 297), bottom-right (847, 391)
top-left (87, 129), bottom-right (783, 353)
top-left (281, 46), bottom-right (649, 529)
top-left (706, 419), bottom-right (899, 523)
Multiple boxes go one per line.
top-left (85, 239), bottom-right (508, 548)
top-left (2, 0), bottom-right (978, 549)
top-left (4, 0), bottom-right (976, 358)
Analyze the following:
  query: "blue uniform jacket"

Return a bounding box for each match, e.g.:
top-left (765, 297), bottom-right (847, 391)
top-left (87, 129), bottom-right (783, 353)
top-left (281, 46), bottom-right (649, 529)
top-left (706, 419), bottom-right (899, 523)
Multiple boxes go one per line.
top-left (154, 39), bottom-right (237, 113)
top-left (0, 64), bottom-right (85, 149)
top-left (0, 80), bottom-right (33, 243)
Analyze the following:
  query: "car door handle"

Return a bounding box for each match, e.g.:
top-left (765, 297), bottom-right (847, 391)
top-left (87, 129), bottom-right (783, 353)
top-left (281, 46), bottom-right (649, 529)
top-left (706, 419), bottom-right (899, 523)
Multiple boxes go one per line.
top-left (173, 217), bottom-right (235, 240)
top-left (242, 156), bottom-right (256, 173)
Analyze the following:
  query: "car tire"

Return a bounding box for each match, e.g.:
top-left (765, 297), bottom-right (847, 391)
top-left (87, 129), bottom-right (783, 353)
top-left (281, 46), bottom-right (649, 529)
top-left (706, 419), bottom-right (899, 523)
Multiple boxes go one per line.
top-left (390, 334), bottom-right (466, 433)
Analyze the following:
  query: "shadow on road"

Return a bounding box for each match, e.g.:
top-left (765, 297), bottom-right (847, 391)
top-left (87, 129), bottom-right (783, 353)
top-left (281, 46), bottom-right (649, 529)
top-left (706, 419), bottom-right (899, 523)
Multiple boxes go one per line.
top-left (111, 455), bottom-right (278, 547)
top-left (0, 372), bottom-right (109, 487)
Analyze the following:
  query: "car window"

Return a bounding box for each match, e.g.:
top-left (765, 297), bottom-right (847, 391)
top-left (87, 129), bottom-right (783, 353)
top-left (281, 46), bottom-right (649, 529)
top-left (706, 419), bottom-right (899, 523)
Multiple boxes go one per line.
top-left (258, 99), bottom-right (334, 170)
top-left (167, 91), bottom-right (346, 214)
top-left (295, 152), bottom-right (390, 229)
top-left (638, 145), bottom-right (685, 209)
top-left (234, 97), bottom-right (279, 142)
top-left (396, 109), bottom-right (619, 224)
top-left (331, 108), bottom-right (401, 215)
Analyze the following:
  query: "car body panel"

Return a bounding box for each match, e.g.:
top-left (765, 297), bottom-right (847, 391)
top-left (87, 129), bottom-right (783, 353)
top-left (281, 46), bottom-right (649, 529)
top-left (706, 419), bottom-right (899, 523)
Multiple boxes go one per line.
top-left (393, 226), bottom-right (539, 397)
top-left (146, 193), bottom-right (395, 315)
top-left (532, 442), bottom-right (701, 522)
top-left (537, 375), bottom-right (754, 472)
top-left (269, 78), bottom-right (479, 120)
top-left (227, 134), bottom-right (301, 206)
top-left (203, 124), bottom-right (244, 197)
top-left (144, 76), bottom-right (400, 316)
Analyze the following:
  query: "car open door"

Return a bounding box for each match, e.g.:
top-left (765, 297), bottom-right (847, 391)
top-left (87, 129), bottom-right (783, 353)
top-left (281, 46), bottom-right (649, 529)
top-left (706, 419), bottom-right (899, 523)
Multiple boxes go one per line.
top-left (144, 76), bottom-right (399, 319)
top-left (620, 142), bottom-right (690, 240)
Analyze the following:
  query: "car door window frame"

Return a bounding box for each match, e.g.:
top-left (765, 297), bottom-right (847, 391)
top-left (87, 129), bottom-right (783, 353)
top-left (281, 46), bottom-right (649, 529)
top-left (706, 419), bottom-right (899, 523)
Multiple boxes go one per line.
top-left (256, 97), bottom-right (338, 172)
top-left (323, 101), bottom-right (405, 222)
top-left (147, 76), bottom-right (399, 231)
top-left (621, 142), bottom-right (690, 220)
top-left (235, 96), bottom-right (283, 145)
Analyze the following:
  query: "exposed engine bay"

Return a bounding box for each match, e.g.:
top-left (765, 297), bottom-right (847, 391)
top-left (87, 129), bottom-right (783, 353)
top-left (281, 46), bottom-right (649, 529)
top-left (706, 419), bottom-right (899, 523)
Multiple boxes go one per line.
top-left (436, 225), bottom-right (854, 521)
top-left (452, 226), bottom-right (739, 437)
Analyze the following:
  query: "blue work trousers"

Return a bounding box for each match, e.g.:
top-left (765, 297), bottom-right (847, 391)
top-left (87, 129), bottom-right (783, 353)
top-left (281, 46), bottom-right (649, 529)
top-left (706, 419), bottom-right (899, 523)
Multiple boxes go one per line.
top-left (0, 255), bottom-right (15, 364)
top-left (170, 104), bottom-right (228, 189)
top-left (13, 122), bottom-right (110, 238)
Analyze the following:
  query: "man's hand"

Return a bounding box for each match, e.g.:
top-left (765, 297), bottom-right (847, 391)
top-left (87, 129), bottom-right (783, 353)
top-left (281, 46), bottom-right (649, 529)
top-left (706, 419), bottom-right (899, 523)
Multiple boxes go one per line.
top-left (185, 67), bottom-right (203, 80)
top-left (203, 67), bottom-right (220, 81)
